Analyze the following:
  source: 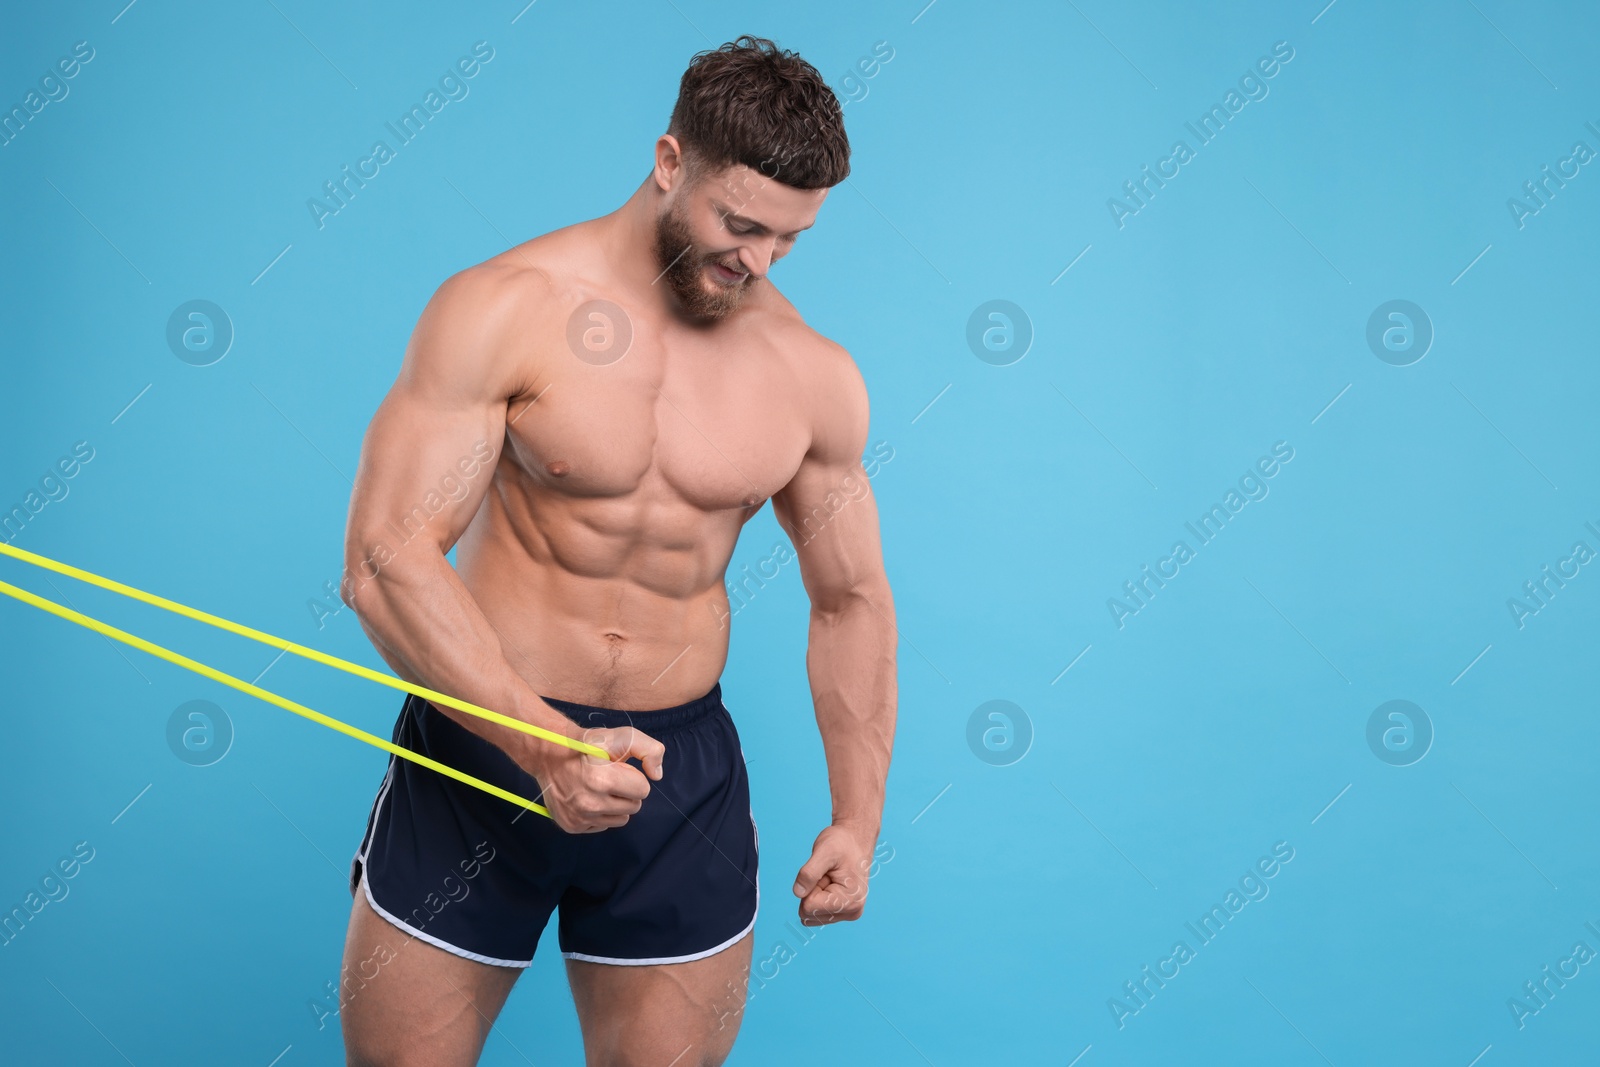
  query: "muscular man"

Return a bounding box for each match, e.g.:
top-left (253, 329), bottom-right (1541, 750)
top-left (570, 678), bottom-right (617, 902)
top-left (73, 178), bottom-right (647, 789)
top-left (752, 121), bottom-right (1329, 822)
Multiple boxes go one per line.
top-left (337, 36), bottom-right (897, 1067)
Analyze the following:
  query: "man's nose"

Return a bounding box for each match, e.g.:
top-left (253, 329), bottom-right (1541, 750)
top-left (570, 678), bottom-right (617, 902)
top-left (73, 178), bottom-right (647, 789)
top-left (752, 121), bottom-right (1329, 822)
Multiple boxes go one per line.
top-left (738, 238), bottom-right (776, 278)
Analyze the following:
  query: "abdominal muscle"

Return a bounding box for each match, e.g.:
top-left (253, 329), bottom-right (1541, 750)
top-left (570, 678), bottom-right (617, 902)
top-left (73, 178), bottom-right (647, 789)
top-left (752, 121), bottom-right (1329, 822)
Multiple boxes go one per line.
top-left (452, 462), bottom-right (744, 713)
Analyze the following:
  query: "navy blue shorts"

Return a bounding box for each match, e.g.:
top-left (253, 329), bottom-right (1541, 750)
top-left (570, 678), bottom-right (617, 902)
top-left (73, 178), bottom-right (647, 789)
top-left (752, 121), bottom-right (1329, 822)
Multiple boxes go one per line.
top-left (349, 681), bottom-right (759, 967)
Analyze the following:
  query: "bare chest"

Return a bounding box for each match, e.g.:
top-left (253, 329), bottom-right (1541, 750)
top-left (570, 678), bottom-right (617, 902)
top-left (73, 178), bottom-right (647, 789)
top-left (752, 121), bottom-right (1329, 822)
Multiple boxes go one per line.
top-left (502, 326), bottom-right (809, 513)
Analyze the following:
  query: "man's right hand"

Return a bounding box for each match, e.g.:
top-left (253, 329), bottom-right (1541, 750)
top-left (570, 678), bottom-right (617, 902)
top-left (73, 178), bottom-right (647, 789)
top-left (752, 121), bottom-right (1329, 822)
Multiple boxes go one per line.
top-left (525, 727), bottom-right (666, 834)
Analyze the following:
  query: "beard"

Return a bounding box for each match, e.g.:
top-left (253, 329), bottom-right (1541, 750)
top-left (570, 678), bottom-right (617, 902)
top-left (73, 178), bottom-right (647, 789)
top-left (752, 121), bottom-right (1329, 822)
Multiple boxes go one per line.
top-left (652, 198), bottom-right (753, 322)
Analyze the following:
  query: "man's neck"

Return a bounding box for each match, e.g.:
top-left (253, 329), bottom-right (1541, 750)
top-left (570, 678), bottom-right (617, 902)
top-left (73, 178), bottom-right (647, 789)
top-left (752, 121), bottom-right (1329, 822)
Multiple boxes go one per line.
top-left (602, 179), bottom-right (676, 309)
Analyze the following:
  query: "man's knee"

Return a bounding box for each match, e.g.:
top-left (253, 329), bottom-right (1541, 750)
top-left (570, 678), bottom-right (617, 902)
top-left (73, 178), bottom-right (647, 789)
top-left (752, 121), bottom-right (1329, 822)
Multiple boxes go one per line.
top-left (585, 1038), bottom-right (736, 1067)
top-left (341, 984), bottom-right (491, 1067)
top-left (345, 1046), bottom-right (398, 1067)
top-left (583, 989), bottom-right (746, 1067)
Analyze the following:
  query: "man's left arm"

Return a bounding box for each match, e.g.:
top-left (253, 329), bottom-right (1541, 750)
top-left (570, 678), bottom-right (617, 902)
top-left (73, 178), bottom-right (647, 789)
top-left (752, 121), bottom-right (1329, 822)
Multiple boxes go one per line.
top-left (769, 342), bottom-right (897, 927)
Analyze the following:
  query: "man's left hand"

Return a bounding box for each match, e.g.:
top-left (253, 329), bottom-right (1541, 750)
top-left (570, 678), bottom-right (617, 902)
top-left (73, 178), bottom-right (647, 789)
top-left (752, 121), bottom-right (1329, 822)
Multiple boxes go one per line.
top-left (792, 823), bottom-right (877, 926)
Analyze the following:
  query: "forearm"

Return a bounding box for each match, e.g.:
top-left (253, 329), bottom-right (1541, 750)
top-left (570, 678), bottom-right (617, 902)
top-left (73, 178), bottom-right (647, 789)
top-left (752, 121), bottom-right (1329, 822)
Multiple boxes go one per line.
top-left (805, 579), bottom-right (897, 839)
top-left (343, 546), bottom-right (579, 775)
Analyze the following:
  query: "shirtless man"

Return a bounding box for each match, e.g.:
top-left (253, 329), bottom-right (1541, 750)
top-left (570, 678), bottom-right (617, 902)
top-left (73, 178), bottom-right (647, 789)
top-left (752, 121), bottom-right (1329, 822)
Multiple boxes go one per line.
top-left (336, 36), bottom-right (897, 1067)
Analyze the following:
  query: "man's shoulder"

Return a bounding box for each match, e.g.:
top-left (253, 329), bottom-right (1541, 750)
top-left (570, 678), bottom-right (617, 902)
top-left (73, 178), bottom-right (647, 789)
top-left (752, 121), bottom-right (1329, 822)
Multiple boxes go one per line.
top-left (404, 227), bottom-right (598, 391)
top-left (751, 296), bottom-right (868, 453)
top-left (789, 322), bottom-right (865, 409)
top-left (754, 287), bottom-right (859, 382)
top-left (435, 227), bottom-right (591, 317)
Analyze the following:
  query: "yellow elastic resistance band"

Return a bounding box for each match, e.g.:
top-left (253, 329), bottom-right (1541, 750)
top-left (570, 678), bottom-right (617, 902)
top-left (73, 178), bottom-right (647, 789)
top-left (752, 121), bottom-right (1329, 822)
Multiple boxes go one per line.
top-left (0, 540), bottom-right (614, 815)
top-left (0, 576), bottom-right (554, 817)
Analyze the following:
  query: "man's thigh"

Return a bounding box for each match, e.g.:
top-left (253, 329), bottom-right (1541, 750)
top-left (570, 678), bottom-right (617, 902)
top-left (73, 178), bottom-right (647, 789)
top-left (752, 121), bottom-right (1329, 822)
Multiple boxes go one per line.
top-left (565, 930), bottom-right (754, 1067)
top-left (340, 890), bottom-right (522, 1067)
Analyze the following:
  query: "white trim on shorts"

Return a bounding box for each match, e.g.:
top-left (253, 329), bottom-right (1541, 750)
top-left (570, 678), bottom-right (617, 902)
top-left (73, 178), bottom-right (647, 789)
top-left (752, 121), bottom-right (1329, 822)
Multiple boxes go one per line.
top-left (354, 759), bottom-right (534, 970)
top-left (354, 761), bottom-right (394, 873)
top-left (562, 801), bottom-right (760, 967)
top-left (561, 878), bottom-right (759, 967)
top-left (359, 866), bottom-right (534, 969)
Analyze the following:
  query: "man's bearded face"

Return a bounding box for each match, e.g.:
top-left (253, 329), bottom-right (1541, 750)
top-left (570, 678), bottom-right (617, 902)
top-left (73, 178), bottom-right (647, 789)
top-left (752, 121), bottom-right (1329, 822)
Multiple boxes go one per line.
top-left (652, 177), bottom-right (755, 322)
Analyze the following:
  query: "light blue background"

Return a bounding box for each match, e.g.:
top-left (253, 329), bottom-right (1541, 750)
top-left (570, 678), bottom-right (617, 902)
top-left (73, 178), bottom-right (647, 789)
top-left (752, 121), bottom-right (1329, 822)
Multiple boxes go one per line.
top-left (2, 1), bottom-right (1597, 1064)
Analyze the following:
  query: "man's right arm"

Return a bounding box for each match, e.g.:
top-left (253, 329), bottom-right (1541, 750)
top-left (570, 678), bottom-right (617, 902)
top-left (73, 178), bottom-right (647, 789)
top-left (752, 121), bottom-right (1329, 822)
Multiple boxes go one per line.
top-left (340, 265), bottom-right (661, 832)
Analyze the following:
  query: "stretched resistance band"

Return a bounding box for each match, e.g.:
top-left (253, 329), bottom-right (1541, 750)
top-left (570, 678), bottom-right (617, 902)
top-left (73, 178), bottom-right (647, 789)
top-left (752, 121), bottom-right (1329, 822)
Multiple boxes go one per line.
top-left (0, 540), bottom-right (612, 818)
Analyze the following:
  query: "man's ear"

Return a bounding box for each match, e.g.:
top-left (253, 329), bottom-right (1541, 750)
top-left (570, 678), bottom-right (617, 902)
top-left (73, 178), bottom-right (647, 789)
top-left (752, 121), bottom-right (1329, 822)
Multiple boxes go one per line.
top-left (654, 134), bottom-right (688, 193)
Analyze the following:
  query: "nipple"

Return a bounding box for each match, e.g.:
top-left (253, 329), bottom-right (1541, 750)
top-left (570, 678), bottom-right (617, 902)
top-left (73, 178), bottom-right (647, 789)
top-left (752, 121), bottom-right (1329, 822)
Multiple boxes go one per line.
top-left (545, 459), bottom-right (571, 477)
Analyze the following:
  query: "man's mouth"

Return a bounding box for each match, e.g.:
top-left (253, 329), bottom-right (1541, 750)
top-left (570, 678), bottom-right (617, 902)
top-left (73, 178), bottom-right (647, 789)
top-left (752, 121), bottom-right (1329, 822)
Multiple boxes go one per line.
top-left (709, 261), bottom-right (746, 284)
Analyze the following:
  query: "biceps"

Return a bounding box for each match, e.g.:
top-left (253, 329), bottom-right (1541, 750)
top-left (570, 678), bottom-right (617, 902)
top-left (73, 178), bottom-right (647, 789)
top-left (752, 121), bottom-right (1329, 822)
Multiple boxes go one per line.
top-left (775, 461), bottom-right (885, 612)
top-left (345, 383), bottom-right (505, 563)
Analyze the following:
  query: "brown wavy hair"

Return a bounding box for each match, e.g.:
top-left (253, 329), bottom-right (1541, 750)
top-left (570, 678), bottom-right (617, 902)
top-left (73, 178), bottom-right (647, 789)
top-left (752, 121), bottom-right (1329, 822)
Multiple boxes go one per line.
top-left (667, 35), bottom-right (850, 190)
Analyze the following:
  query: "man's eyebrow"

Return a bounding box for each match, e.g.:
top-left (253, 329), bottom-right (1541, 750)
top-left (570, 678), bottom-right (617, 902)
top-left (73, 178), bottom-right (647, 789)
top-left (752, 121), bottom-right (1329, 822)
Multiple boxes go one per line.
top-left (714, 203), bottom-right (813, 235)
